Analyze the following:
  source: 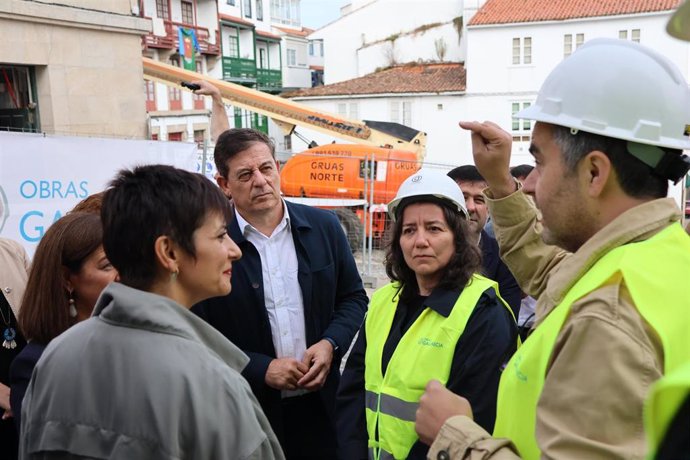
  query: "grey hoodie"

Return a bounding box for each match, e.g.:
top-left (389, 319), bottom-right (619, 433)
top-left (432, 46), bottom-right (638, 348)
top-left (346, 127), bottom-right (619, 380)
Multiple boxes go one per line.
top-left (20, 282), bottom-right (284, 460)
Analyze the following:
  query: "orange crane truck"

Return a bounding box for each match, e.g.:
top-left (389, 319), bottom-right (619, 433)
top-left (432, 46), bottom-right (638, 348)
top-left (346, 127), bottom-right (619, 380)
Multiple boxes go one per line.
top-left (142, 58), bottom-right (426, 252)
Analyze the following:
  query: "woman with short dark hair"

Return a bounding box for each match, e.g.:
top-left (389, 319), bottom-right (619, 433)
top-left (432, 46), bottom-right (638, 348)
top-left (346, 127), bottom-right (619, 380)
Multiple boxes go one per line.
top-left (336, 169), bottom-right (518, 460)
top-left (19, 165), bottom-right (284, 459)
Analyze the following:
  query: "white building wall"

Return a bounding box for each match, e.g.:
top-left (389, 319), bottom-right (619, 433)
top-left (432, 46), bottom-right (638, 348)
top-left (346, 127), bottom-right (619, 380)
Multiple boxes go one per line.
top-left (169, 0), bottom-right (182, 23)
top-left (310, 0), bottom-right (464, 84)
top-left (356, 22), bottom-right (463, 76)
top-left (255, 0), bottom-right (270, 28)
top-left (143, 0), bottom-right (156, 17)
top-left (467, 13), bottom-right (687, 93)
top-left (268, 42), bottom-right (282, 69)
top-left (465, 11), bottom-right (689, 158)
top-left (217, 2), bottom-right (242, 17)
top-left (282, 36), bottom-right (312, 88)
top-left (197, 2), bottom-right (219, 39)
top-left (308, 39), bottom-right (324, 68)
top-left (237, 29), bottom-right (256, 59)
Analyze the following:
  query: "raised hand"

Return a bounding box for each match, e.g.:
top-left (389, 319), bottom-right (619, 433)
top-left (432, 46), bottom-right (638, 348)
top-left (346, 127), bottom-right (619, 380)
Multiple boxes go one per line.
top-left (459, 121), bottom-right (517, 198)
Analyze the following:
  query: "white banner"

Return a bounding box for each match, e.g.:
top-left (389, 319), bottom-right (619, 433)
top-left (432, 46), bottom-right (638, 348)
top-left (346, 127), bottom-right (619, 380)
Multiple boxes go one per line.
top-left (0, 132), bottom-right (202, 256)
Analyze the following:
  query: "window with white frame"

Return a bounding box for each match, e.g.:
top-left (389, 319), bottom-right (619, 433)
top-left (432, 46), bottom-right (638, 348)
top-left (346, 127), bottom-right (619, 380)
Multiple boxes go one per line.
top-left (512, 37), bottom-right (532, 65)
top-left (194, 130), bottom-right (205, 148)
top-left (619, 29), bottom-right (641, 42)
top-left (390, 101), bottom-right (412, 126)
top-left (156, 0), bottom-right (169, 19)
top-left (259, 48), bottom-right (266, 68)
top-left (287, 48), bottom-right (296, 66)
top-left (349, 102), bottom-right (359, 120)
top-left (168, 57), bottom-right (182, 110)
top-left (181, 0), bottom-right (194, 24)
top-left (511, 101), bottom-right (532, 142)
top-left (563, 33), bottom-right (584, 58)
top-left (270, 0), bottom-right (300, 26)
top-left (310, 41), bottom-right (323, 57)
top-left (257, 0), bottom-right (263, 20)
top-left (243, 0), bottom-right (252, 18)
top-left (226, 28), bottom-right (239, 58)
top-left (144, 79), bottom-right (156, 112)
top-left (337, 103), bottom-right (358, 119)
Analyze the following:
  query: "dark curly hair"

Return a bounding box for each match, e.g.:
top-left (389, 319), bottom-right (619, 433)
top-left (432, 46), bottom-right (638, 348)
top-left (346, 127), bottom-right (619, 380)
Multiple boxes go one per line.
top-left (384, 198), bottom-right (482, 300)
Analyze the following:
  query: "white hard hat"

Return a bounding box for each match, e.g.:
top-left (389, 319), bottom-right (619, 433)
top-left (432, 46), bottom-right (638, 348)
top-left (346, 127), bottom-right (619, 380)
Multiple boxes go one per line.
top-left (516, 38), bottom-right (690, 151)
top-left (388, 169), bottom-right (468, 221)
top-left (668, 0), bottom-right (690, 41)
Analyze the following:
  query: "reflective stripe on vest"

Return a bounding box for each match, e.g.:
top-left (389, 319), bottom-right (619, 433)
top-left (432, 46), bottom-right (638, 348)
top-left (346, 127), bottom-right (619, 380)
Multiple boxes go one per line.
top-left (645, 360), bottom-right (690, 459)
top-left (365, 390), bottom-right (419, 423)
top-left (364, 275), bottom-right (512, 460)
top-left (494, 223), bottom-right (690, 460)
top-left (369, 447), bottom-right (396, 460)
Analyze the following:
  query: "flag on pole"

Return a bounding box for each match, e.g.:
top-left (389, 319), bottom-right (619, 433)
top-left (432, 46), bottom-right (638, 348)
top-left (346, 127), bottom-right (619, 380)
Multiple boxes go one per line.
top-left (178, 27), bottom-right (200, 70)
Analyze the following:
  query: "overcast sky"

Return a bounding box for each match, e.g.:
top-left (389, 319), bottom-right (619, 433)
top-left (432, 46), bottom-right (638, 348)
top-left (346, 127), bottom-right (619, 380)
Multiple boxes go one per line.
top-left (301, 0), bottom-right (348, 29)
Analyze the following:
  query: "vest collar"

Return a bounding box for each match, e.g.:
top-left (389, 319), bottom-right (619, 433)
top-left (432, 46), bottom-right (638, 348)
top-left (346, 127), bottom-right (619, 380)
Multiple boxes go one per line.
top-left (411, 286), bottom-right (463, 318)
top-left (538, 198), bottom-right (682, 325)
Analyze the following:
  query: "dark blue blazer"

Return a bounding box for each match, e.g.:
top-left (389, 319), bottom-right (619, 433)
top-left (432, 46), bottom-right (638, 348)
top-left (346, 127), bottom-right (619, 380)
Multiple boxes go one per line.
top-left (479, 229), bottom-right (522, 319)
top-left (10, 342), bottom-right (47, 432)
top-left (192, 202), bottom-right (368, 441)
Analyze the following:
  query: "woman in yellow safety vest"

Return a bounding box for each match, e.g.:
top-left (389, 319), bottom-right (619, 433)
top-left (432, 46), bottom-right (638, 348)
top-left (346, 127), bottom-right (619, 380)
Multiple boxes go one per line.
top-left (336, 169), bottom-right (518, 460)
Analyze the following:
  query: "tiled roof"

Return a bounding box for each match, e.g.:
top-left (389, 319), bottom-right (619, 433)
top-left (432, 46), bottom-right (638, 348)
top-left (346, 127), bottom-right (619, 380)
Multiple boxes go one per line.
top-left (256, 29), bottom-right (282, 40)
top-left (274, 26), bottom-right (314, 37)
top-left (218, 13), bottom-right (254, 27)
top-left (468, 0), bottom-right (679, 26)
top-left (283, 63), bottom-right (465, 98)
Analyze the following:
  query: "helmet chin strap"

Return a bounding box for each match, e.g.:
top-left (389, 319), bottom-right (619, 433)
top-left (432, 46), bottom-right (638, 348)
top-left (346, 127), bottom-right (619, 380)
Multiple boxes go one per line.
top-left (627, 142), bottom-right (690, 184)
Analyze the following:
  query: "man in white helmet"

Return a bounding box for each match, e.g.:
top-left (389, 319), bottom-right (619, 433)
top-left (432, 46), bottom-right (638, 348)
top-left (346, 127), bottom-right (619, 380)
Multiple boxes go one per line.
top-left (642, 6), bottom-right (690, 460)
top-left (414, 38), bottom-right (690, 459)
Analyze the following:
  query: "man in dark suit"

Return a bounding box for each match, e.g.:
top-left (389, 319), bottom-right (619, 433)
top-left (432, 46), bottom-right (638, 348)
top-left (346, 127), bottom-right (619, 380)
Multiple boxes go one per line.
top-left (192, 127), bottom-right (368, 459)
top-left (447, 166), bottom-right (521, 318)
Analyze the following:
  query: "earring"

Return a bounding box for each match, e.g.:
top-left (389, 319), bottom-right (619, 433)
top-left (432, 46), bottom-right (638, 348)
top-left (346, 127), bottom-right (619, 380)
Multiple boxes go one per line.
top-left (171, 270), bottom-right (179, 281)
top-left (68, 291), bottom-right (77, 318)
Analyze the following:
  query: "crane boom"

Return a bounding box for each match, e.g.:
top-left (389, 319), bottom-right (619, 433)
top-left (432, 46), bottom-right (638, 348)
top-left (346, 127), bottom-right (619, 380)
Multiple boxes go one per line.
top-left (142, 57), bottom-right (426, 160)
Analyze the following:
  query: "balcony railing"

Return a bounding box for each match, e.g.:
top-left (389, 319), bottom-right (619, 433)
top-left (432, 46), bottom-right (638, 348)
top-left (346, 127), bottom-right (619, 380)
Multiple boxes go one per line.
top-left (257, 68), bottom-right (282, 91)
top-left (142, 18), bottom-right (220, 55)
top-left (223, 57), bottom-right (257, 83)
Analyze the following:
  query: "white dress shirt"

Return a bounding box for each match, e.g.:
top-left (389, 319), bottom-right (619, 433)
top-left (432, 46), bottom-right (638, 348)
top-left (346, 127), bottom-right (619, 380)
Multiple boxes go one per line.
top-left (235, 203), bottom-right (307, 397)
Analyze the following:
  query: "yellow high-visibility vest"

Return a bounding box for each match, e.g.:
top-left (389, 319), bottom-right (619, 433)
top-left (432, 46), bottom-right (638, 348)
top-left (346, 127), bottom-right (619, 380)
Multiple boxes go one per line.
top-left (493, 223), bottom-right (690, 459)
top-left (364, 275), bottom-right (513, 460)
top-left (645, 360), bottom-right (690, 459)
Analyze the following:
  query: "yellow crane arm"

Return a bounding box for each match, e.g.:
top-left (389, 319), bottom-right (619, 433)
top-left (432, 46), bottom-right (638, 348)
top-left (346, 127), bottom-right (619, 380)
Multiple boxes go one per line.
top-left (142, 57), bottom-right (426, 159)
